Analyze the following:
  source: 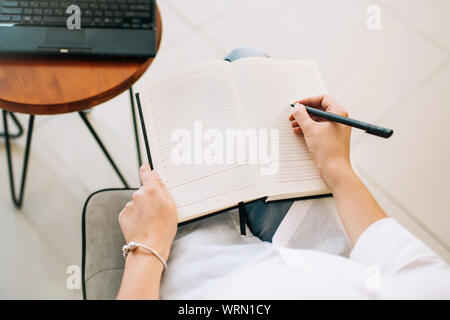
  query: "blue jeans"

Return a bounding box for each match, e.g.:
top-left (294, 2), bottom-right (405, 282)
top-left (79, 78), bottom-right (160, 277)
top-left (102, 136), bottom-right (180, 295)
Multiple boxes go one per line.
top-left (225, 47), bottom-right (293, 242)
top-left (224, 47), bottom-right (270, 62)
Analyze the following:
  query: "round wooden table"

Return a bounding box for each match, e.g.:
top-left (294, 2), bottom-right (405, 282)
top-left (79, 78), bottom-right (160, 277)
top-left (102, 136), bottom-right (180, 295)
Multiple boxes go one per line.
top-left (0, 8), bottom-right (162, 208)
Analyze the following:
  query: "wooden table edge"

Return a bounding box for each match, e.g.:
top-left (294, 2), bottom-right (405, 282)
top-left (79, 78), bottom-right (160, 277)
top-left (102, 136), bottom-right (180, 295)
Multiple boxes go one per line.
top-left (0, 6), bottom-right (162, 116)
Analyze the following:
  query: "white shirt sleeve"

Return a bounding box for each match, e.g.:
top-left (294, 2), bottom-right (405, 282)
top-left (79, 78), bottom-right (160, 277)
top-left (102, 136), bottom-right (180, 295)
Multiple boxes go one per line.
top-left (350, 218), bottom-right (446, 275)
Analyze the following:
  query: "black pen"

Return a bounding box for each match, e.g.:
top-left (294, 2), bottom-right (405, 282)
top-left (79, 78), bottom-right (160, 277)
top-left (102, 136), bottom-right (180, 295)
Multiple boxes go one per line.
top-left (135, 92), bottom-right (154, 170)
top-left (290, 104), bottom-right (393, 139)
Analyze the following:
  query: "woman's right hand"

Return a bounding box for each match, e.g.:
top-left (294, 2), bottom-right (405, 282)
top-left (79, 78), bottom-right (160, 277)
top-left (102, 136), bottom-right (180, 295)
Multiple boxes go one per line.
top-left (289, 95), bottom-right (352, 188)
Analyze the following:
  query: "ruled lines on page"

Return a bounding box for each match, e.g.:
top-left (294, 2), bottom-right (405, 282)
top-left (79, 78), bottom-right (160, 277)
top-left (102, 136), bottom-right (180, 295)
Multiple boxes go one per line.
top-left (142, 61), bottom-right (260, 220)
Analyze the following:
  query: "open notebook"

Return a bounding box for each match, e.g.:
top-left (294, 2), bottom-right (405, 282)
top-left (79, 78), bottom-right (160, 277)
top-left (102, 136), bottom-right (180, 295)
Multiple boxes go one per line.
top-left (141, 57), bottom-right (330, 223)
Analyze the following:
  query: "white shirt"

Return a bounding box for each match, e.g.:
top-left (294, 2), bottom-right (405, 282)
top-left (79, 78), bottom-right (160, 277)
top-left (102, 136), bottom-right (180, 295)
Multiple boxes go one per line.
top-left (161, 199), bottom-right (450, 300)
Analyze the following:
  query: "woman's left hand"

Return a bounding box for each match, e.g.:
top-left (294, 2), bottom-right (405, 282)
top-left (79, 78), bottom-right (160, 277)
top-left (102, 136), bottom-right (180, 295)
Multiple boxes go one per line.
top-left (119, 163), bottom-right (178, 261)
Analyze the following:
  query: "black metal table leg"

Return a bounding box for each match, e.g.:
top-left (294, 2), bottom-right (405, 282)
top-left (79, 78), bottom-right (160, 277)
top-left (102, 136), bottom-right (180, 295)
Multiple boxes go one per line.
top-left (0, 112), bottom-right (24, 139)
top-left (2, 110), bottom-right (34, 209)
top-left (129, 87), bottom-right (142, 169)
top-left (78, 111), bottom-right (130, 188)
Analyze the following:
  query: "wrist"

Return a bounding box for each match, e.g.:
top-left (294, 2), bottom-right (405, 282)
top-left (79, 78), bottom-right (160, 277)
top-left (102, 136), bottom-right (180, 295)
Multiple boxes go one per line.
top-left (127, 238), bottom-right (172, 261)
top-left (322, 158), bottom-right (354, 189)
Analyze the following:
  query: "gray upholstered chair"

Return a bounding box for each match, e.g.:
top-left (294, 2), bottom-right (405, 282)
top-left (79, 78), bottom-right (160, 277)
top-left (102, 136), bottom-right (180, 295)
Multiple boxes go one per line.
top-left (81, 188), bottom-right (242, 300)
top-left (82, 188), bottom-right (136, 300)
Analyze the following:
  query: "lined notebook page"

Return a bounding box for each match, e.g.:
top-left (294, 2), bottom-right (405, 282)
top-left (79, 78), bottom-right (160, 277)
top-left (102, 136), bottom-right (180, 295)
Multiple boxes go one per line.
top-left (231, 58), bottom-right (330, 199)
top-left (142, 61), bottom-right (260, 222)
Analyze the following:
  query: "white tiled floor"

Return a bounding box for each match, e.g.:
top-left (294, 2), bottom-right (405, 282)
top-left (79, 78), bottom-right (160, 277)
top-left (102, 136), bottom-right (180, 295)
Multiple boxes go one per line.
top-left (0, 0), bottom-right (449, 299)
top-left (353, 61), bottom-right (450, 254)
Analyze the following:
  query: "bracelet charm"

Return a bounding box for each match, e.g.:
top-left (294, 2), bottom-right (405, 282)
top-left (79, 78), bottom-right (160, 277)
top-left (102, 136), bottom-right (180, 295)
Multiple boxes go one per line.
top-left (122, 241), bottom-right (168, 270)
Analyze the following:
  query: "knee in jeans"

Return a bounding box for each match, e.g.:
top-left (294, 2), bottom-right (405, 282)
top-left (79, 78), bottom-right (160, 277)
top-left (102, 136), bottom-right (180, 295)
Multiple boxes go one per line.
top-left (225, 47), bottom-right (269, 62)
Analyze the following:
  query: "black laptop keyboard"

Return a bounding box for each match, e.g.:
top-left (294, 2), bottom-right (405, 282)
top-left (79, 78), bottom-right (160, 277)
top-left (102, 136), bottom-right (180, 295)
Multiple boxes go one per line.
top-left (0, 0), bottom-right (154, 29)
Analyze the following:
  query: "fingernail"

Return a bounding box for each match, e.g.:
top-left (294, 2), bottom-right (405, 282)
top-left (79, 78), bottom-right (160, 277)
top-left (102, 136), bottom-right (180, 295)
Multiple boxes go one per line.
top-left (140, 162), bottom-right (150, 173)
top-left (293, 103), bottom-right (302, 111)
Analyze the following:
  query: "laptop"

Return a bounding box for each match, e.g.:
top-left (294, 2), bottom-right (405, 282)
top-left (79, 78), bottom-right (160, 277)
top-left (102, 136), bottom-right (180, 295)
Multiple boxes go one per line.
top-left (0, 0), bottom-right (156, 57)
